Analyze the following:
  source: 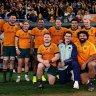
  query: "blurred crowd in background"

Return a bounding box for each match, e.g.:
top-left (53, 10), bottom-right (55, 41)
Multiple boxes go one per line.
top-left (0, 0), bottom-right (96, 23)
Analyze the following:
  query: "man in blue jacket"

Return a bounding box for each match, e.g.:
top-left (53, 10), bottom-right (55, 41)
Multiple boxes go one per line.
top-left (58, 31), bottom-right (80, 89)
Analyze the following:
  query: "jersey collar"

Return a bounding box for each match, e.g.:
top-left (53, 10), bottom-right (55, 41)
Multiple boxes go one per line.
top-left (85, 26), bottom-right (92, 30)
top-left (44, 42), bottom-right (51, 47)
top-left (8, 22), bottom-right (15, 26)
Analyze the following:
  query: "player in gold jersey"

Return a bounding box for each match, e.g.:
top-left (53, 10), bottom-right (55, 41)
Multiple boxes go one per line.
top-left (37, 33), bottom-right (59, 89)
top-left (49, 18), bottom-right (67, 45)
top-left (82, 17), bottom-right (96, 46)
top-left (15, 20), bottom-right (32, 82)
top-left (1, 14), bottom-right (20, 82)
top-left (31, 18), bottom-right (49, 83)
top-left (75, 31), bottom-right (96, 91)
top-left (67, 19), bottom-right (80, 43)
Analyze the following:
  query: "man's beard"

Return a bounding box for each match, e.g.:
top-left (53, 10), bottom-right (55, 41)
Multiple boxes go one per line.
top-left (79, 38), bottom-right (87, 43)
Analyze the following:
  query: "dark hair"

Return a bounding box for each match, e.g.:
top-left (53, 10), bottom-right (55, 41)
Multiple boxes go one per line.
top-left (44, 33), bottom-right (51, 36)
top-left (55, 17), bottom-right (62, 22)
top-left (64, 31), bottom-right (72, 36)
top-left (77, 31), bottom-right (89, 39)
top-left (38, 18), bottom-right (44, 21)
top-left (10, 14), bottom-right (16, 17)
top-left (71, 19), bottom-right (78, 23)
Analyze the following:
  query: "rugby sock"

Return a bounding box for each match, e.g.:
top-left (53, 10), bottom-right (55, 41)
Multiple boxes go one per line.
top-left (3, 69), bottom-right (7, 79)
top-left (9, 69), bottom-right (13, 77)
top-left (89, 78), bottom-right (94, 84)
top-left (33, 74), bottom-right (36, 76)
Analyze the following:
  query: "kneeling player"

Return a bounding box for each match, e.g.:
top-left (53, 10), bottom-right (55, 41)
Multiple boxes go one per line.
top-left (37, 33), bottom-right (59, 88)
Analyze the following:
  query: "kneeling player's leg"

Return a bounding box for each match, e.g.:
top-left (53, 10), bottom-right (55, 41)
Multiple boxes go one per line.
top-left (37, 63), bottom-right (45, 88)
top-left (37, 63), bottom-right (45, 80)
top-left (88, 61), bottom-right (95, 80)
top-left (48, 74), bottom-right (56, 85)
top-left (87, 61), bottom-right (95, 91)
top-left (80, 73), bottom-right (89, 84)
top-left (47, 65), bottom-right (56, 85)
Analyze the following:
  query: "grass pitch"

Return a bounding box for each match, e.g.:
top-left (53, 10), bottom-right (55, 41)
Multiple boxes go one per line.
top-left (0, 71), bottom-right (96, 96)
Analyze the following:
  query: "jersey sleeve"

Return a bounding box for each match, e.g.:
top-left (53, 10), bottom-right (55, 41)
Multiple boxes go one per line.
top-left (37, 45), bottom-right (42, 55)
top-left (31, 28), bottom-right (35, 36)
top-left (15, 30), bottom-right (20, 38)
top-left (90, 44), bottom-right (96, 56)
top-left (53, 44), bottom-right (59, 54)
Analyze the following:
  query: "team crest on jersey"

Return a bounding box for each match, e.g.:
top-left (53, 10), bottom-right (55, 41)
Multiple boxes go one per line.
top-left (91, 30), bottom-right (93, 33)
top-left (61, 30), bottom-right (63, 33)
top-left (84, 47), bottom-right (87, 50)
top-left (50, 48), bottom-right (53, 50)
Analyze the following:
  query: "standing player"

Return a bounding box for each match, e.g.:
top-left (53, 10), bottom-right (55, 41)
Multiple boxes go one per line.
top-left (75, 31), bottom-right (96, 91)
top-left (82, 16), bottom-right (96, 46)
top-left (2, 14), bottom-right (20, 82)
top-left (31, 18), bottom-right (49, 83)
top-left (0, 19), bottom-right (6, 56)
top-left (67, 19), bottom-right (80, 43)
top-left (37, 33), bottom-right (59, 89)
top-left (48, 18), bottom-right (67, 45)
top-left (15, 20), bottom-right (32, 82)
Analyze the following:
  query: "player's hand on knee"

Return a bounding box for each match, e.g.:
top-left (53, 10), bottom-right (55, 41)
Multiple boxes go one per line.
top-left (43, 60), bottom-right (49, 64)
top-left (58, 62), bottom-right (65, 68)
top-left (81, 63), bottom-right (86, 70)
top-left (44, 63), bottom-right (50, 68)
top-left (16, 49), bottom-right (21, 55)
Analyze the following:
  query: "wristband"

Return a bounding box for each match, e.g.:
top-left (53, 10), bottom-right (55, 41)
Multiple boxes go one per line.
top-left (15, 47), bottom-right (19, 50)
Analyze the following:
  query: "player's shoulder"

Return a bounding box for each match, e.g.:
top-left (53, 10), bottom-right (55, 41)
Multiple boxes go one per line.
top-left (49, 26), bottom-right (55, 29)
top-left (32, 27), bottom-right (38, 30)
top-left (38, 44), bottom-right (44, 48)
top-left (51, 43), bottom-right (58, 47)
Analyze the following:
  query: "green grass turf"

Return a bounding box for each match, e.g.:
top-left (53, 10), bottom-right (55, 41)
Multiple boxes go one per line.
top-left (0, 71), bottom-right (96, 96)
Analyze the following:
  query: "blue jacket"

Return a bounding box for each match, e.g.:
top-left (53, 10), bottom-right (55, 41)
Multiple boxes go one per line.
top-left (58, 40), bottom-right (78, 70)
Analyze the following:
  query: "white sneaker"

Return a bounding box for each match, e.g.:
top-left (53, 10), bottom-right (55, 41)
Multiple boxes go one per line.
top-left (16, 76), bottom-right (21, 83)
top-left (25, 75), bottom-right (30, 82)
top-left (73, 81), bottom-right (79, 89)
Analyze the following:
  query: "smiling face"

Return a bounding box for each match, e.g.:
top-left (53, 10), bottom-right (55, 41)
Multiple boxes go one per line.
top-left (23, 21), bottom-right (30, 30)
top-left (83, 19), bottom-right (90, 28)
top-left (71, 21), bottom-right (78, 29)
top-left (64, 33), bottom-right (72, 43)
top-left (79, 33), bottom-right (87, 43)
top-left (55, 19), bottom-right (62, 28)
top-left (9, 15), bottom-right (16, 24)
top-left (38, 20), bottom-right (44, 28)
top-left (44, 34), bottom-right (51, 43)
